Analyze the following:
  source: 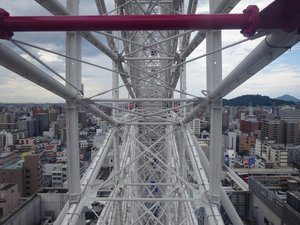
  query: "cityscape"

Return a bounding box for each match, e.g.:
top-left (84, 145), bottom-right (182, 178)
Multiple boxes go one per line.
top-left (0, 94), bottom-right (300, 224)
top-left (0, 0), bottom-right (300, 225)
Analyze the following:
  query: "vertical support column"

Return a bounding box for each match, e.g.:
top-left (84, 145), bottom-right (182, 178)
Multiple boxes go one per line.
top-left (177, 128), bottom-right (185, 224)
top-left (112, 24), bottom-right (122, 222)
top-left (66, 0), bottom-right (81, 204)
top-left (165, 126), bottom-right (172, 225)
top-left (114, 129), bottom-right (123, 225)
top-left (112, 61), bottom-right (119, 117)
top-left (180, 63), bottom-right (187, 117)
top-left (207, 0), bottom-right (223, 205)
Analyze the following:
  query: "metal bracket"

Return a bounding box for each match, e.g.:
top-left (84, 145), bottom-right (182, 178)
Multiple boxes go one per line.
top-left (211, 98), bottom-right (222, 109)
top-left (241, 5), bottom-right (259, 37)
top-left (0, 9), bottom-right (13, 39)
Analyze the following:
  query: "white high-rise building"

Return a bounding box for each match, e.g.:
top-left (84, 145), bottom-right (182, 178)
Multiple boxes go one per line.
top-left (5, 133), bottom-right (13, 146)
top-left (227, 131), bottom-right (237, 151)
top-left (255, 139), bottom-right (262, 156)
top-left (190, 118), bottom-right (201, 136)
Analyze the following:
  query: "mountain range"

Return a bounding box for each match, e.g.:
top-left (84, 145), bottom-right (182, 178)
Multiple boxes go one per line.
top-left (276, 94), bottom-right (300, 103)
top-left (223, 94), bottom-right (298, 106)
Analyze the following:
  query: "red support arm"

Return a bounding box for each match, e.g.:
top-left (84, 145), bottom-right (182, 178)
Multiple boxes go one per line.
top-left (1, 0), bottom-right (300, 40)
top-left (0, 6), bottom-right (259, 39)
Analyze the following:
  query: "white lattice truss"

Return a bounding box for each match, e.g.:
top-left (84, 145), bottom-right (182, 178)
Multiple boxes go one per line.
top-left (0, 0), bottom-right (299, 225)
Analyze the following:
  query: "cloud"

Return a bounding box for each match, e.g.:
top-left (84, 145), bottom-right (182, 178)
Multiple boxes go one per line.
top-left (0, 0), bottom-right (300, 103)
top-left (227, 63), bottom-right (300, 99)
top-left (0, 68), bottom-right (63, 103)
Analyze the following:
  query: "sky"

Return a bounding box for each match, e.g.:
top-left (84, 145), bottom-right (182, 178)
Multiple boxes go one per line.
top-left (0, 0), bottom-right (299, 103)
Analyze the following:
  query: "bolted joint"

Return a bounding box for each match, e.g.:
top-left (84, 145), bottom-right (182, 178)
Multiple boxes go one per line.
top-left (207, 193), bottom-right (220, 205)
top-left (241, 5), bottom-right (259, 37)
top-left (211, 98), bottom-right (222, 109)
top-left (69, 193), bottom-right (81, 204)
top-left (0, 9), bottom-right (13, 39)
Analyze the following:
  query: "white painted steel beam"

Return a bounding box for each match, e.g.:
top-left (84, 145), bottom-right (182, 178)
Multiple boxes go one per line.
top-left (65, 0), bottom-right (81, 205)
top-left (60, 130), bottom-right (116, 225)
top-left (223, 165), bottom-right (249, 191)
top-left (210, 30), bottom-right (300, 99)
top-left (181, 30), bottom-right (300, 124)
top-left (35, 0), bottom-right (118, 61)
top-left (36, 0), bottom-right (137, 99)
top-left (0, 43), bottom-right (118, 125)
top-left (185, 128), bottom-right (244, 225)
top-left (180, 0), bottom-right (240, 60)
top-left (206, 0), bottom-right (223, 203)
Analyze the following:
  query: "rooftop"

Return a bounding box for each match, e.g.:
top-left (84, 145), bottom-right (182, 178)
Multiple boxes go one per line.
top-left (0, 159), bottom-right (23, 170)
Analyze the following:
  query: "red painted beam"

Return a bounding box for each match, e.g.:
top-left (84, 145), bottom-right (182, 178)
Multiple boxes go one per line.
top-left (1, 1), bottom-right (300, 40)
top-left (259, 0), bottom-right (300, 32)
top-left (2, 14), bottom-right (251, 31)
top-left (0, 6), bottom-right (258, 39)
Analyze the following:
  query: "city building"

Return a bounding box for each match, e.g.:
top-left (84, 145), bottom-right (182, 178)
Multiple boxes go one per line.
top-left (269, 145), bottom-right (288, 167)
top-left (78, 111), bottom-right (87, 128)
top-left (255, 139), bottom-right (262, 156)
top-left (226, 131), bottom-right (238, 151)
top-left (280, 108), bottom-right (300, 121)
top-left (51, 165), bottom-right (67, 187)
top-left (287, 146), bottom-right (300, 168)
top-left (23, 155), bottom-right (42, 196)
top-left (0, 183), bottom-right (20, 218)
top-left (0, 1), bottom-right (300, 224)
top-left (240, 116), bottom-right (259, 135)
top-left (0, 153), bottom-right (41, 197)
top-left (239, 133), bottom-right (256, 154)
top-left (282, 120), bottom-right (300, 146)
top-left (261, 119), bottom-right (283, 143)
top-left (249, 176), bottom-right (300, 225)
top-left (190, 118), bottom-right (201, 136)
top-left (0, 113), bottom-right (16, 126)
top-left (224, 149), bottom-right (236, 168)
top-left (34, 113), bottom-right (50, 135)
top-left (17, 116), bottom-right (39, 137)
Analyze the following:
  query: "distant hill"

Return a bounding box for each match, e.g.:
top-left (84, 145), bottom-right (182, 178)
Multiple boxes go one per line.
top-left (223, 94), bottom-right (295, 106)
top-left (276, 94), bottom-right (300, 103)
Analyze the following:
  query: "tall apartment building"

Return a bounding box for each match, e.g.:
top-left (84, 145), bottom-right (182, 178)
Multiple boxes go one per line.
top-left (261, 119), bottom-right (283, 143)
top-left (225, 131), bottom-right (238, 151)
top-left (17, 117), bottom-right (39, 137)
top-left (23, 155), bottom-right (42, 196)
top-left (0, 153), bottom-right (41, 197)
top-left (0, 112), bottom-right (17, 129)
top-left (78, 111), bottom-right (87, 128)
top-left (280, 109), bottom-right (300, 121)
top-left (222, 110), bottom-right (229, 130)
top-left (0, 113), bottom-right (15, 124)
top-left (34, 113), bottom-right (50, 135)
top-left (269, 145), bottom-right (288, 167)
top-left (239, 133), bottom-right (256, 154)
top-left (255, 139), bottom-right (262, 156)
top-left (190, 118), bottom-right (201, 136)
top-left (240, 116), bottom-right (259, 135)
top-left (282, 120), bottom-right (300, 146)
top-left (0, 133), bottom-right (5, 148)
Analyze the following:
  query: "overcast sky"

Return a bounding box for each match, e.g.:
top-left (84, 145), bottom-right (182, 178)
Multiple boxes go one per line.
top-left (0, 0), bottom-right (299, 103)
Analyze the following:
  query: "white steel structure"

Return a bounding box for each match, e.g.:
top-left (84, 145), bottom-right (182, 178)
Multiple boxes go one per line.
top-left (0, 0), bottom-right (300, 225)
